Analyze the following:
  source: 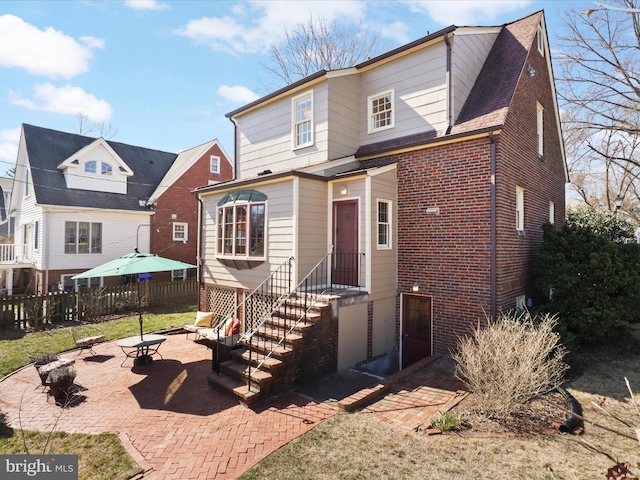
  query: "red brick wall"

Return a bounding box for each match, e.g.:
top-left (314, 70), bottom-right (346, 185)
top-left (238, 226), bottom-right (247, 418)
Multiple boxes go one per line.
top-left (496, 45), bottom-right (566, 310)
top-left (393, 138), bottom-right (493, 353)
top-left (361, 47), bottom-right (565, 354)
top-left (151, 142), bottom-right (233, 281)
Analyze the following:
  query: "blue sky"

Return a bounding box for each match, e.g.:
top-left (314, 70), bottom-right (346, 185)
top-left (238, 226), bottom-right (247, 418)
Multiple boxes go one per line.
top-left (0, 0), bottom-right (580, 176)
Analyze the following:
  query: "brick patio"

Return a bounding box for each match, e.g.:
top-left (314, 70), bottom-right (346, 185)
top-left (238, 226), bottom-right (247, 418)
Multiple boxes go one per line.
top-left (0, 332), bottom-right (466, 478)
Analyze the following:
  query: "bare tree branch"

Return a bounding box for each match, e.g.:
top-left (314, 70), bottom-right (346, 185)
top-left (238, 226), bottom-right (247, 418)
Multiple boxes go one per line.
top-left (260, 14), bottom-right (386, 91)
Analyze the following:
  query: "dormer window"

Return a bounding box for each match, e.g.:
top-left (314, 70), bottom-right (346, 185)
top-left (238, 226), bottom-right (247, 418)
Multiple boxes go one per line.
top-left (102, 163), bottom-right (113, 175)
top-left (85, 161), bottom-right (97, 174)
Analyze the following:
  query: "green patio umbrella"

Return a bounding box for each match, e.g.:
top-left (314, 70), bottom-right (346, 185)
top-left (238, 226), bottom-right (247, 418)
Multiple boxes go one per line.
top-left (72, 249), bottom-right (197, 339)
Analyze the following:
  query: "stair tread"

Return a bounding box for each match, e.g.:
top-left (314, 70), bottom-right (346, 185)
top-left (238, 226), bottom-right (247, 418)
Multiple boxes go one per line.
top-left (207, 373), bottom-right (261, 399)
top-left (234, 350), bottom-right (283, 368)
top-left (223, 360), bottom-right (273, 381)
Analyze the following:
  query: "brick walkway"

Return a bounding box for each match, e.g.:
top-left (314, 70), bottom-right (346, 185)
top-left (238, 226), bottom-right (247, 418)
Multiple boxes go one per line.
top-left (0, 333), bottom-right (467, 478)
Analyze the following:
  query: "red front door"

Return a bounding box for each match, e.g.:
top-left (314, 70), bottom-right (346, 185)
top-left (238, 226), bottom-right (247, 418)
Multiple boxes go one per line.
top-left (332, 200), bottom-right (358, 286)
top-left (402, 295), bottom-right (432, 368)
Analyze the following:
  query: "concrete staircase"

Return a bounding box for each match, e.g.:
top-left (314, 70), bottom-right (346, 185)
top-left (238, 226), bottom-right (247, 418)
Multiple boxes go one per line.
top-left (207, 296), bottom-right (334, 406)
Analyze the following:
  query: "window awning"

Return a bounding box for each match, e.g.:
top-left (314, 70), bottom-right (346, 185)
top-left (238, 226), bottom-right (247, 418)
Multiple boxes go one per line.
top-left (217, 190), bottom-right (267, 206)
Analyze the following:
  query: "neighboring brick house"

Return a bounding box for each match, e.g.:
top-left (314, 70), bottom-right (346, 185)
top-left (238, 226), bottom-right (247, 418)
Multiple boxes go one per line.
top-left (1, 124), bottom-right (231, 294)
top-left (195, 10), bottom-right (566, 382)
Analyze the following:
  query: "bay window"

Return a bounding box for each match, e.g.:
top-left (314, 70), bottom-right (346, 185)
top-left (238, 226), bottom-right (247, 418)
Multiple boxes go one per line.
top-left (217, 191), bottom-right (266, 258)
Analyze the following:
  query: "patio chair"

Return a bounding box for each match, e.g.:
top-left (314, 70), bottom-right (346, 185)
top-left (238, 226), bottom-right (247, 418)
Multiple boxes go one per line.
top-left (183, 311), bottom-right (214, 340)
top-left (71, 325), bottom-right (106, 356)
top-left (29, 352), bottom-right (75, 390)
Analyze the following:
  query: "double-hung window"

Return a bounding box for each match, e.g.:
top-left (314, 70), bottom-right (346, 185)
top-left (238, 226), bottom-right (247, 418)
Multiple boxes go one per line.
top-left (537, 24), bottom-right (544, 56)
top-left (217, 191), bottom-right (266, 258)
top-left (377, 200), bottom-right (392, 249)
top-left (173, 222), bottom-right (188, 242)
top-left (65, 221), bottom-right (102, 254)
top-left (537, 102), bottom-right (544, 158)
top-left (368, 90), bottom-right (394, 133)
top-left (292, 91), bottom-right (313, 149)
top-left (516, 187), bottom-right (525, 232)
top-left (210, 155), bottom-right (220, 174)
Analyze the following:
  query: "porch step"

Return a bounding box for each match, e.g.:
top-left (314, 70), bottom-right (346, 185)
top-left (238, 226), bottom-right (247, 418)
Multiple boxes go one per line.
top-left (255, 324), bottom-right (304, 343)
top-left (265, 316), bottom-right (315, 334)
top-left (221, 359), bottom-right (273, 386)
top-left (206, 372), bottom-right (261, 406)
top-left (274, 306), bottom-right (323, 323)
top-left (232, 349), bottom-right (283, 370)
top-left (240, 337), bottom-right (297, 357)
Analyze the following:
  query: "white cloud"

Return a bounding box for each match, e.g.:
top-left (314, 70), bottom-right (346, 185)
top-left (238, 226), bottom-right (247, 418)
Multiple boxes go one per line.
top-left (11, 83), bottom-right (112, 123)
top-left (0, 128), bottom-right (20, 143)
top-left (0, 14), bottom-right (102, 79)
top-left (176, 0), bottom-right (367, 54)
top-left (80, 36), bottom-right (106, 49)
top-left (217, 85), bottom-right (260, 104)
top-left (401, 0), bottom-right (532, 26)
top-left (124, 0), bottom-right (170, 11)
top-left (0, 128), bottom-right (20, 168)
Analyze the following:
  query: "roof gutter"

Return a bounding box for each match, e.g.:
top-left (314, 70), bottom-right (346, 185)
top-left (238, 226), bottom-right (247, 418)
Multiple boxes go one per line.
top-left (229, 117), bottom-right (239, 182)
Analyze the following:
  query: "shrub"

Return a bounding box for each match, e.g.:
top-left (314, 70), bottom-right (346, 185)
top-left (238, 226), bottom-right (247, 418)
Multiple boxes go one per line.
top-left (452, 310), bottom-right (567, 417)
top-left (535, 220), bottom-right (640, 345)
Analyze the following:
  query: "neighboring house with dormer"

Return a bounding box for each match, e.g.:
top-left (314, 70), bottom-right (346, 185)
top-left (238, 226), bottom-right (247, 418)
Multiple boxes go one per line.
top-left (1, 124), bottom-right (231, 295)
top-left (193, 11), bottom-right (567, 405)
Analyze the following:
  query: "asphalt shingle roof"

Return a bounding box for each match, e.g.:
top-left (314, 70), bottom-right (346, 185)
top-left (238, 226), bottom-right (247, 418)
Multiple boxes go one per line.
top-left (23, 124), bottom-right (177, 211)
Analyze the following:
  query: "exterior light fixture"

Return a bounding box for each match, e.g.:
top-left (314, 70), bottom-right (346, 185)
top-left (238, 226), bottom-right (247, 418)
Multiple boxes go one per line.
top-left (412, 282), bottom-right (419, 292)
top-left (527, 64), bottom-right (536, 77)
top-left (615, 195), bottom-right (624, 211)
top-left (340, 185), bottom-right (348, 196)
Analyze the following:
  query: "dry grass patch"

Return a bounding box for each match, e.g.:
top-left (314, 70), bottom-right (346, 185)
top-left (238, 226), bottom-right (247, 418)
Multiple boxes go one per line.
top-left (240, 325), bottom-right (640, 480)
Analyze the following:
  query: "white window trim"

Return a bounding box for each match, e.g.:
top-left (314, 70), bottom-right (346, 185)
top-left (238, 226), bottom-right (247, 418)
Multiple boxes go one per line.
top-left (537, 102), bottom-right (544, 158)
top-left (216, 201), bottom-right (267, 260)
top-left (85, 161), bottom-right (97, 174)
top-left (549, 201), bottom-right (555, 224)
top-left (537, 24), bottom-right (544, 56)
top-left (171, 269), bottom-right (186, 281)
top-left (173, 222), bottom-right (188, 242)
top-left (377, 199), bottom-right (392, 250)
top-left (516, 186), bottom-right (525, 231)
top-left (368, 89), bottom-right (394, 134)
top-left (210, 155), bottom-right (220, 174)
top-left (291, 90), bottom-right (314, 150)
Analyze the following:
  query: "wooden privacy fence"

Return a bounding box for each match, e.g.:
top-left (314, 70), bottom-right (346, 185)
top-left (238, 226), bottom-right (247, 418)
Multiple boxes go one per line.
top-left (0, 279), bottom-right (198, 331)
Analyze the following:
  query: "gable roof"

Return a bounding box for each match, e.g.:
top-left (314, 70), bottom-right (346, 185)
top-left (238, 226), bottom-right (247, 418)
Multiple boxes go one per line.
top-left (147, 139), bottom-right (230, 204)
top-left (355, 11), bottom-right (545, 158)
top-left (21, 124), bottom-right (177, 211)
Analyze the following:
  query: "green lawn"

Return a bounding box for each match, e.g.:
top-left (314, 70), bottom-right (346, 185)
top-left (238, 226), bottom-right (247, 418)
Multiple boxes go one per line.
top-left (0, 304), bottom-right (196, 480)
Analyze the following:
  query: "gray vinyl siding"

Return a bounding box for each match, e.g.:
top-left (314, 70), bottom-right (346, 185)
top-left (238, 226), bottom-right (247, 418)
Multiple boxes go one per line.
top-left (359, 42), bottom-right (449, 144)
top-left (451, 30), bottom-right (499, 124)
top-left (369, 169), bottom-right (397, 301)
top-left (200, 179), bottom-right (296, 290)
top-left (326, 75), bottom-right (360, 160)
top-left (297, 177), bottom-right (329, 279)
top-left (236, 85), bottom-right (331, 179)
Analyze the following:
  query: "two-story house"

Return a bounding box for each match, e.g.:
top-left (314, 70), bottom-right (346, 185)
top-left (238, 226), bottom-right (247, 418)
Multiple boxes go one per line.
top-left (3, 124), bottom-right (232, 294)
top-left (194, 11), bottom-right (567, 404)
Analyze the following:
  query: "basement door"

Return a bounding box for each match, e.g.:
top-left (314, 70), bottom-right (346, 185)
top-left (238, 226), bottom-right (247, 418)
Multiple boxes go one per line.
top-left (332, 200), bottom-right (359, 286)
top-left (401, 294), bottom-right (432, 369)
